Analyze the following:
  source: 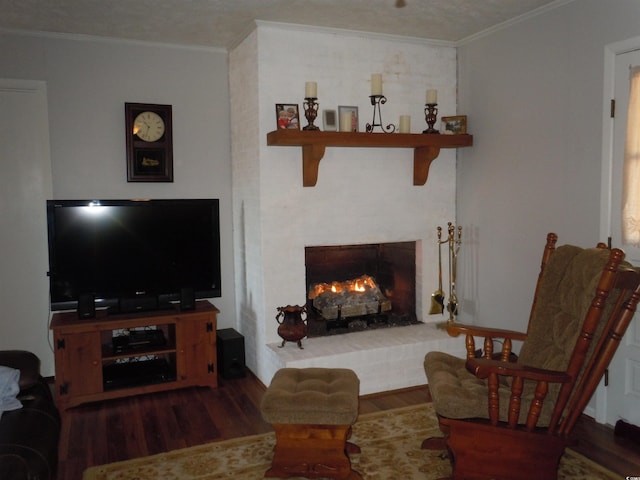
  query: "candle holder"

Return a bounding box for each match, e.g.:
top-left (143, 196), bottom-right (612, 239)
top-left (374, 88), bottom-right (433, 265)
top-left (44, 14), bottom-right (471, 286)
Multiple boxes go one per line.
top-left (303, 97), bottom-right (320, 131)
top-left (423, 103), bottom-right (440, 134)
top-left (366, 95), bottom-right (396, 133)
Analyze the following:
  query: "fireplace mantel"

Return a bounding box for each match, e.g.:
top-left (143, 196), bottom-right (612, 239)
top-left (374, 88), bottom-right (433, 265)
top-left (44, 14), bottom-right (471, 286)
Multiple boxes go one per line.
top-left (267, 130), bottom-right (473, 187)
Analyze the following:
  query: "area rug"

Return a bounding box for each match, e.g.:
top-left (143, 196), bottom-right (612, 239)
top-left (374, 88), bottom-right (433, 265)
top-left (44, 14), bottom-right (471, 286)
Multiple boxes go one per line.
top-left (83, 403), bottom-right (618, 480)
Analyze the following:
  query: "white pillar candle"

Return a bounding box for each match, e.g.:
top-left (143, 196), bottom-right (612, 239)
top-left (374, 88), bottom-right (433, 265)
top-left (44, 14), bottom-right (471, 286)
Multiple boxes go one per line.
top-left (305, 81), bottom-right (317, 98)
top-left (399, 115), bottom-right (411, 133)
top-left (371, 74), bottom-right (383, 96)
top-left (426, 89), bottom-right (438, 104)
top-left (340, 111), bottom-right (353, 132)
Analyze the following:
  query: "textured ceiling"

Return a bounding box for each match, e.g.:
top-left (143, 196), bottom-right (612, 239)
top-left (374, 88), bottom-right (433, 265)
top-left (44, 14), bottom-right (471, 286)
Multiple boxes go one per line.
top-left (0, 0), bottom-right (561, 49)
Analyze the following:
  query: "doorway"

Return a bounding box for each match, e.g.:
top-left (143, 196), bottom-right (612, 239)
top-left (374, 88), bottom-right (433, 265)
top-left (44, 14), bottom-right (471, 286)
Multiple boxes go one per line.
top-left (0, 79), bottom-right (53, 371)
top-left (601, 41), bottom-right (640, 427)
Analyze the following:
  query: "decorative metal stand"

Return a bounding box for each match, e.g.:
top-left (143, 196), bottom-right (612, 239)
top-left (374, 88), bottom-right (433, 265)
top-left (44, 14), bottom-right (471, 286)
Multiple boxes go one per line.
top-left (366, 95), bottom-right (396, 133)
top-left (423, 103), bottom-right (439, 134)
top-left (434, 222), bottom-right (462, 327)
top-left (303, 97), bottom-right (320, 131)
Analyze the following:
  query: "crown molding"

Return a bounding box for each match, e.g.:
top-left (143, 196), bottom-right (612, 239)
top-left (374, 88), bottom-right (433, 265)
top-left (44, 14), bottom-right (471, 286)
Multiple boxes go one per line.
top-left (254, 20), bottom-right (457, 49)
top-left (456, 0), bottom-right (578, 46)
top-left (0, 27), bottom-right (226, 53)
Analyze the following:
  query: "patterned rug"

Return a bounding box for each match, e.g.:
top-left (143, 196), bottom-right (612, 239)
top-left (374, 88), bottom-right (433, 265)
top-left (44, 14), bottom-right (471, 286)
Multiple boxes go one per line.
top-left (83, 403), bottom-right (618, 480)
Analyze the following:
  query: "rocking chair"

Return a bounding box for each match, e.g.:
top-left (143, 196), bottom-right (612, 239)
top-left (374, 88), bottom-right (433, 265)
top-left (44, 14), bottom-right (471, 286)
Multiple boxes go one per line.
top-left (423, 233), bottom-right (640, 480)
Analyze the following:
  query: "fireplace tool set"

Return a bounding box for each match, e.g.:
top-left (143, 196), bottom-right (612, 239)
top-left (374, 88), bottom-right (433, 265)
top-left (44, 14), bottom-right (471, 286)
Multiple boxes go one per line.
top-left (429, 223), bottom-right (462, 324)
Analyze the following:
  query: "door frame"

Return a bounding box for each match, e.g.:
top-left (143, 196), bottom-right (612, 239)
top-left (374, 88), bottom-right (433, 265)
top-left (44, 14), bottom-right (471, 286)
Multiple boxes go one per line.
top-left (598, 35), bottom-right (640, 424)
top-left (0, 78), bottom-right (54, 374)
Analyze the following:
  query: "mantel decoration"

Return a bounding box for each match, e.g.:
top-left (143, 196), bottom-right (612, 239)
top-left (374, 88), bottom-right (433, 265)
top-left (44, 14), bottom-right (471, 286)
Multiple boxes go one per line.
top-left (338, 105), bottom-right (359, 132)
top-left (323, 109), bottom-right (337, 131)
top-left (266, 80), bottom-right (473, 186)
top-left (366, 74), bottom-right (396, 133)
top-left (423, 89), bottom-right (439, 134)
top-left (302, 81), bottom-right (320, 131)
top-left (441, 115), bottom-right (467, 135)
top-left (275, 104), bottom-right (300, 130)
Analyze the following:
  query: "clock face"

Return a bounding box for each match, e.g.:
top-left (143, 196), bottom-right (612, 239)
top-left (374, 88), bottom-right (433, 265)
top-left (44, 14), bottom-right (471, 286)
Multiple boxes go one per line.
top-left (133, 111), bottom-right (165, 142)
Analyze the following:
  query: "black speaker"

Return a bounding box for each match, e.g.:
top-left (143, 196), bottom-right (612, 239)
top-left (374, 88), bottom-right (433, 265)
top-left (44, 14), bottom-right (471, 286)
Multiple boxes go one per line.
top-left (118, 295), bottom-right (158, 313)
top-left (180, 287), bottom-right (196, 311)
top-left (77, 293), bottom-right (95, 319)
top-left (216, 328), bottom-right (246, 379)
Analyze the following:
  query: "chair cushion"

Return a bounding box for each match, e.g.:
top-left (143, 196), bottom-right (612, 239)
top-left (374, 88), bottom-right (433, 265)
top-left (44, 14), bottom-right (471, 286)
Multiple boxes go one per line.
top-left (425, 245), bottom-right (616, 426)
top-left (518, 246), bottom-right (611, 372)
top-left (261, 368), bottom-right (359, 425)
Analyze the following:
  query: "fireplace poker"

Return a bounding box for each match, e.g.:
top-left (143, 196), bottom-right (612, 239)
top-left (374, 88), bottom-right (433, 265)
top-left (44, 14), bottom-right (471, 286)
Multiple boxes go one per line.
top-left (446, 224), bottom-right (462, 322)
top-left (429, 226), bottom-right (445, 314)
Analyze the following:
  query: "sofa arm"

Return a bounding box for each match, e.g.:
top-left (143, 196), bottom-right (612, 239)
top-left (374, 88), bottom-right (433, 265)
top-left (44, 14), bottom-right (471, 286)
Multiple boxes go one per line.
top-left (0, 454), bottom-right (31, 480)
top-left (0, 351), bottom-right (40, 391)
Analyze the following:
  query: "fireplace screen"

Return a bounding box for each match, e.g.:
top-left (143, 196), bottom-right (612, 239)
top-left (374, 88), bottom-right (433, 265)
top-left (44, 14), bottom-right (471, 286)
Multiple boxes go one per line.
top-left (305, 242), bottom-right (419, 337)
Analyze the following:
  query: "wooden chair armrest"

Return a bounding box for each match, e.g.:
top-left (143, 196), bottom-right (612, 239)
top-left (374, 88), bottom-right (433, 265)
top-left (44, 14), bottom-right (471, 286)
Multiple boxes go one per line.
top-left (466, 358), bottom-right (571, 384)
top-left (466, 357), bottom-right (571, 430)
top-left (447, 322), bottom-right (528, 361)
top-left (447, 322), bottom-right (528, 341)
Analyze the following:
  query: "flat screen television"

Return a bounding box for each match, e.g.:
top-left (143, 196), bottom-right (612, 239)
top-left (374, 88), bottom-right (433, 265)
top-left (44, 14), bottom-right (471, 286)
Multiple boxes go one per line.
top-left (46, 199), bottom-right (221, 313)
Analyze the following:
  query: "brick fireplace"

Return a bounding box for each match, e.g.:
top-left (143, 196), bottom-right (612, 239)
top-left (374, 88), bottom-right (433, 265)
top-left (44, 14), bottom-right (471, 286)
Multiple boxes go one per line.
top-left (230, 24), bottom-right (464, 394)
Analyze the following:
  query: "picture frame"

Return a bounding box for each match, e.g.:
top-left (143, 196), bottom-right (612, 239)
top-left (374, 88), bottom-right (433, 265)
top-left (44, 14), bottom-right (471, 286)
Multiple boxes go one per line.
top-left (125, 102), bottom-right (173, 183)
top-left (441, 115), bottom-right (467, 135)
top-left (275, 104), bottom-right (300, 130)
top-left (323, 109), bottom-right (337, 131)
top-left (338, 105), bottom-right (359, 132)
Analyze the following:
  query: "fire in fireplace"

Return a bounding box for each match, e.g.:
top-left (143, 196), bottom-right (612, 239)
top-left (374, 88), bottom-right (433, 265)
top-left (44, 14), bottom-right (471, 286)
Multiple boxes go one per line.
top-left (305, 242), bottom-right (419, 337)
top-left (309, 274), bottom-right (392, 319)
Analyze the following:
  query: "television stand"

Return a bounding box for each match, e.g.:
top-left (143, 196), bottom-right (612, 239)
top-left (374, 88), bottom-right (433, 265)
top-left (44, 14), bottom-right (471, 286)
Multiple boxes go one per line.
top-left (50, 300), bottom-right (219, 410)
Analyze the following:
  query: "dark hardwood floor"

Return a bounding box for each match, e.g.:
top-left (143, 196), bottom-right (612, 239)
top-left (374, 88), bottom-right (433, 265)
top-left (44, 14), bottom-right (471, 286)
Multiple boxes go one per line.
top-left (57, 371), bottom-right (640, 479)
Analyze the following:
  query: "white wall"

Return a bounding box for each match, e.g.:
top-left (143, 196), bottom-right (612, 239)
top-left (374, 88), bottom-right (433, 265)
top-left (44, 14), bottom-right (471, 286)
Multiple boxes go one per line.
top-left (456, 0), bottom-right (640, 333)
top-left (0, 32), bottom-right (236, 375)
top-left (230, 24), bottom-right (459, 386)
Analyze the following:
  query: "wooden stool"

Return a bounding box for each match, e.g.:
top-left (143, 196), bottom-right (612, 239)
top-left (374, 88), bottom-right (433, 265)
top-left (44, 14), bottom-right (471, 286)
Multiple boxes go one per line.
top-left (260, 368), bottom-right (362, 479)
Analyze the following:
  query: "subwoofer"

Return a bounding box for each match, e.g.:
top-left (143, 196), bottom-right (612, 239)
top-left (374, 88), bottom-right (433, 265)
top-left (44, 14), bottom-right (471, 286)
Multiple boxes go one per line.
top-left (216, 328), bottom-right (246, 379)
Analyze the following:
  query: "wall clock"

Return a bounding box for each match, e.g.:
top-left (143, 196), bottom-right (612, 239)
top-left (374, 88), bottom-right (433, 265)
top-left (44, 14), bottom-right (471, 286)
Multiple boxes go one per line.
top-left (125, 102), bottom-right (173, 182)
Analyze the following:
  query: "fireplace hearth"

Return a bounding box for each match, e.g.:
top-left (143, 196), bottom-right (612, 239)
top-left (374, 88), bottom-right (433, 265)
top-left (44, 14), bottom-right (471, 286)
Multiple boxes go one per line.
top-left (305, 242), bottom-right (419, 337)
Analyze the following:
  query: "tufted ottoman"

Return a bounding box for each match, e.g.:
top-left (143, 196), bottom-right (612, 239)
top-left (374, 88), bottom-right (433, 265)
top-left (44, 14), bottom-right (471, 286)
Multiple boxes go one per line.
top-left (260, 368), bottom-right (362, 479)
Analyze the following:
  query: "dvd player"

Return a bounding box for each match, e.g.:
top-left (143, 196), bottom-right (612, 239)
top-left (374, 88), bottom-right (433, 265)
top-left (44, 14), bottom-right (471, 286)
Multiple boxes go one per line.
top-left (103, 359), bottom-right (175, 390)
top-left (112, 329), bottom-right (166, 353)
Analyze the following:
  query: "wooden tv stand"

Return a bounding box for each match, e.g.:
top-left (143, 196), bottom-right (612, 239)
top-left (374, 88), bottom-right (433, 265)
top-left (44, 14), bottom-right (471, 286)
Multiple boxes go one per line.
top-left (50, 300), bottom-right (219, 410)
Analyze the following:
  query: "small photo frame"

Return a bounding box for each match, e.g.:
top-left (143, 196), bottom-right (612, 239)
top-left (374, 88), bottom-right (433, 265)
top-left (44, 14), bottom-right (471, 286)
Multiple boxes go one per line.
top-left (338, 105), bottom-right (359, 132)
top-left (323, 109), bottom-right (337, 131)
top-left (275, 104), bottom-right (300, 130)
top-left (441, 115), bottom-right (467, 135)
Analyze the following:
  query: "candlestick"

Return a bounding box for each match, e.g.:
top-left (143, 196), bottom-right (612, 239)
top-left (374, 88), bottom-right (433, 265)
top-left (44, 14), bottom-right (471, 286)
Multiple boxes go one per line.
top-left (303, 97), bottom-right (320, 131)
top-left (305, 81), bottom-right (317, 99)
top-left (365, 95), bottom-right (396, 133)
top-left (423, 103), bottom-right (439, 134)
top-left (371, 74), bottom-right (383, 96)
